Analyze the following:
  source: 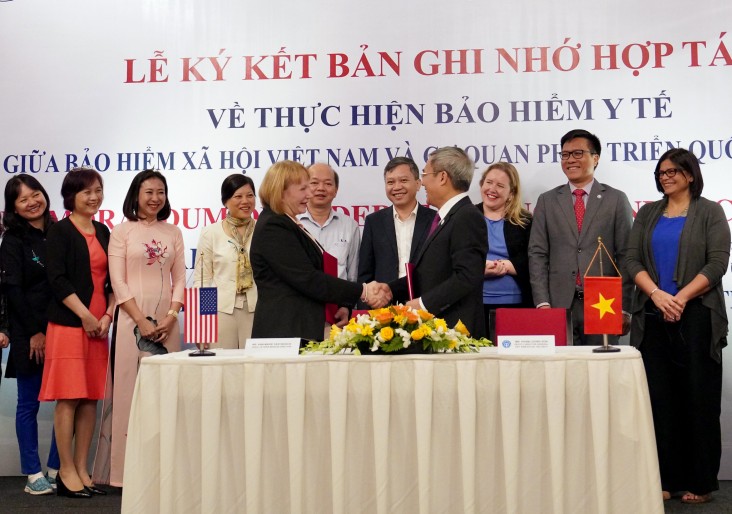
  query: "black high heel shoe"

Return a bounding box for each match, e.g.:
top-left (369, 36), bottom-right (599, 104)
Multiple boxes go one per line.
top-left (56, 474), bottom-right (92, 498)
top-left (82, 477), bottom-right (107, 496)
top-left (84, 484), bottom-right (108, 496)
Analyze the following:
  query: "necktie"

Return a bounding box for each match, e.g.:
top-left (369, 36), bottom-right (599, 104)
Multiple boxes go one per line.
top-left (427, 213), bottom-right (441, 237)
top-left (573, 189), bottom-right (586, 233)
top-left (573, 189), bottom-right (586, 286)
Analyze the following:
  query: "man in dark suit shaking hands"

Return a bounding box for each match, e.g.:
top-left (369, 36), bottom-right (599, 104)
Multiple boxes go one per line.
top-left (528, 129), bottom-right (633, 345)
top-left (390, 147), bottom-right (488, 338)
top-left (358, 157), bottom-right (437, 285)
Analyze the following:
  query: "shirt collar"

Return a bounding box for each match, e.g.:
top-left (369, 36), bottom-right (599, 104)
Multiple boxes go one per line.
top-left (437, 192), bottom-right (469, 220)
top-left (392, 202), bottom-right (419, 221)
top-left (569, 179), bottom-right (594, 196)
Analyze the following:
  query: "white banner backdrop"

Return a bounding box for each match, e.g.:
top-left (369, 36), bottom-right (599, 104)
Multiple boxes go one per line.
top-left (1, 0), bottom-right (732, 477)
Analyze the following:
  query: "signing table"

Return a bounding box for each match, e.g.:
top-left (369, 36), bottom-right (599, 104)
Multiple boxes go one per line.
top-left (121, 347), bottom-right (662, 514)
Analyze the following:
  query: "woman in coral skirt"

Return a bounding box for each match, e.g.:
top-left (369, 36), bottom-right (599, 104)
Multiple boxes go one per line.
top-left (39, 168), bottom-right (114, 498)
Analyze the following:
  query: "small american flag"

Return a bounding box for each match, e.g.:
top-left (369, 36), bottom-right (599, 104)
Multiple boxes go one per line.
top-left (185, 287), bottom-right (218, 343)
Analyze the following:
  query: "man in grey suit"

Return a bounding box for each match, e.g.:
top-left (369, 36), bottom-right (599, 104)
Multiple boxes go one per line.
top-left (358, 157), bottom-right (436, 284)
top-left (528, 129), bottom-right (633, 345)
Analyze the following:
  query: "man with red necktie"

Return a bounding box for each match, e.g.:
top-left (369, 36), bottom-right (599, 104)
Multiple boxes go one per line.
top-left (528, 129), bottom-right (634, 345)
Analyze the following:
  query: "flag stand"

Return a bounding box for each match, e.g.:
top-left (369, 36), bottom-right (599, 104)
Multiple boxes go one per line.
top-left (189, 342), bottom-right (215, 357)
top-left (588, 237), bottom-right (621, 353)
top-left (188, 252), bottom-right (217, 357)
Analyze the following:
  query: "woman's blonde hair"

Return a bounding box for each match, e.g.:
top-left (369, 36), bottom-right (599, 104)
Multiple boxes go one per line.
top-left (479, 162), bottom-right (530, 228)
top-left (258, 160), bottom-right (310, 215)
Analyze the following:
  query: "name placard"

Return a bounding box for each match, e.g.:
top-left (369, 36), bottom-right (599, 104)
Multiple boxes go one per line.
top-left (496, 335), bottom-right (555, 355)
top-left (244, 338), bottom-right (301, 357)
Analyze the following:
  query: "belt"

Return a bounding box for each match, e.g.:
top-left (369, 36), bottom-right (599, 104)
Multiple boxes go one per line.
top-left (574, 290), bottom-right (584, 300)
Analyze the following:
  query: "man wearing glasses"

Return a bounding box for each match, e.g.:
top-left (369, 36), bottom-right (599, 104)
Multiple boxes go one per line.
top-left (389, 147), bottom-right (487, 338)
top-left (528, 129), bottom-right (634, 345)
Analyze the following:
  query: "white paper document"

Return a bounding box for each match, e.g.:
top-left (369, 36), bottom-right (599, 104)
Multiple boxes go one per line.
top-left (496, 335), bottom-right (556, 355)
top-left (244, 338), bottom-right (301, 357)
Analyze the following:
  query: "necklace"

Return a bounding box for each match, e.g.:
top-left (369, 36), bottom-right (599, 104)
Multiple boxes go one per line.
top-left (663, 205), bottom-right (689, 218)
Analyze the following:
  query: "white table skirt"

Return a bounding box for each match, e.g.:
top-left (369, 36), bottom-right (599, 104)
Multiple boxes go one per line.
top-left (121, 347), bottom-right (663, 514)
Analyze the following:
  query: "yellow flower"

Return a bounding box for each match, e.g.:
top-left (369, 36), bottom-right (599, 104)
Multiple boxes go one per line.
top-left (379, 327), bottom-right (394, 341)
top-left (329, 324), bottom-right (342, 340)
top-left (359, 325), bottom-right (374, 336)
top-left (411, 327), bottom-right (425, 340)
top-left (434, 318), bottom-right (448, 331)
top-left (345, 320), bottom-right (359, 333)
top-left (455, 320), bottom-right (470, 336)
top-left (393, 314), bottom-right (406, 325)
top-left (448, 339), bottom-right (457, 349)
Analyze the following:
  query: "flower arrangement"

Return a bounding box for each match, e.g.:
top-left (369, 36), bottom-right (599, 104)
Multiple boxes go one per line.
top-left (301, 304), bottom-right (492, 355)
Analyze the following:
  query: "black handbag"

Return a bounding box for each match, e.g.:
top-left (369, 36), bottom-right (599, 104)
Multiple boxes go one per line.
top-left (134, 316), bottom-right (168, 355)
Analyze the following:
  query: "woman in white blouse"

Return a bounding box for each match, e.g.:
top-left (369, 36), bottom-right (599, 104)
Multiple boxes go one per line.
top-left (194, 175), bottom-right (258, 348)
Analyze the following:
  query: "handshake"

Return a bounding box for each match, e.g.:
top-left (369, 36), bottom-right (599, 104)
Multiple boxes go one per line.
top-left (361, 281), bottom-right (392, 309)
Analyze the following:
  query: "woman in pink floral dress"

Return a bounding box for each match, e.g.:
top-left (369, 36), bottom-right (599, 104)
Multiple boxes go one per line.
top-left (93, 170), bottom-right (185, 487)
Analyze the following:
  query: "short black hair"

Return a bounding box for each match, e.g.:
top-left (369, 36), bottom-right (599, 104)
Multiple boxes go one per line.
top-left (221, 174), bottom-right (256, 205)
top-left (384, 157), bottom-right (419, 180)
top-left (122, 169), bottom-right (171, 221)
top-left (2, 175), bottom-right (54, 234)
top-left (62, 168), bottom-right (104, 211)
top-left (560, 129), bottom-right (601, 157)
top-left (654, 148), bottom-right (704, 198)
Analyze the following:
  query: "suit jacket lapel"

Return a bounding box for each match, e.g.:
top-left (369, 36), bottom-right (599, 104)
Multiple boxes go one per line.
top-left (557, 185), bottom-right (579, 239)
top-left (410, 205), bottom-right (433, 261)
top-left (381, 206), bottom-right (399, 261)
top-left (414, 196), bottom-right (468, 264)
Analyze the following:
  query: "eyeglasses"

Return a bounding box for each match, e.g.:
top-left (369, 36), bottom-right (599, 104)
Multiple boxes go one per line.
top-left (421, 170), bottom-right (442, 178)
top-left (654, 168), bottom-right (683, 179)
top-left (560, 150), bottom-right (597, 160)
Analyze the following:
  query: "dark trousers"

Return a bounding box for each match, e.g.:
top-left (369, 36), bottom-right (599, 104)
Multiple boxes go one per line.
top-left (16, 372), bottom-right (60, 475)
top-left (639, 299), bottom-right (721, 495)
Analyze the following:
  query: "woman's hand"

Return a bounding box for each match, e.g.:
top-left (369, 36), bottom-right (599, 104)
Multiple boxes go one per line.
top-left (154, 314), bottom-right (177, 342)
top-left (81, 313), bottom-right (102, 338)
top-left (29, 332), bottom-right (45, 364)
top-left (651, 289), bottom-right (684, 322)
top-left (99, 314), bottom-right (112, 339)
top-left (136, 316), bottom-right (157, 339)
top-left (484, 260), bottom-right (508, 277)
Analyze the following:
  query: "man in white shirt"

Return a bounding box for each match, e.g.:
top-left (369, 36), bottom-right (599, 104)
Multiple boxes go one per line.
top-left (358, 157), bottom-right (436, 286)
top-left (299, 163), bottom-right (361, 325)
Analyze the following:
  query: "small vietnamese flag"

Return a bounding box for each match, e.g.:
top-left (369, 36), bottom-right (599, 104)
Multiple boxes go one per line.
top-left (584, 276), bottom-right (622, 335)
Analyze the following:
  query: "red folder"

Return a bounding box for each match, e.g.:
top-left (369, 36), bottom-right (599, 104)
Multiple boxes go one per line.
top-left (323, 251), bottom-right (338, 324)
top-left (405, 262), bottom-right (416, 300)
top-left (495, 308), bottom-right (568, 346)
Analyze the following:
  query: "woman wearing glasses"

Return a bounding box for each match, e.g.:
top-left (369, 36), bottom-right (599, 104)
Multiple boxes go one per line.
top-left (626, 148), bottom-right (729, 505)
